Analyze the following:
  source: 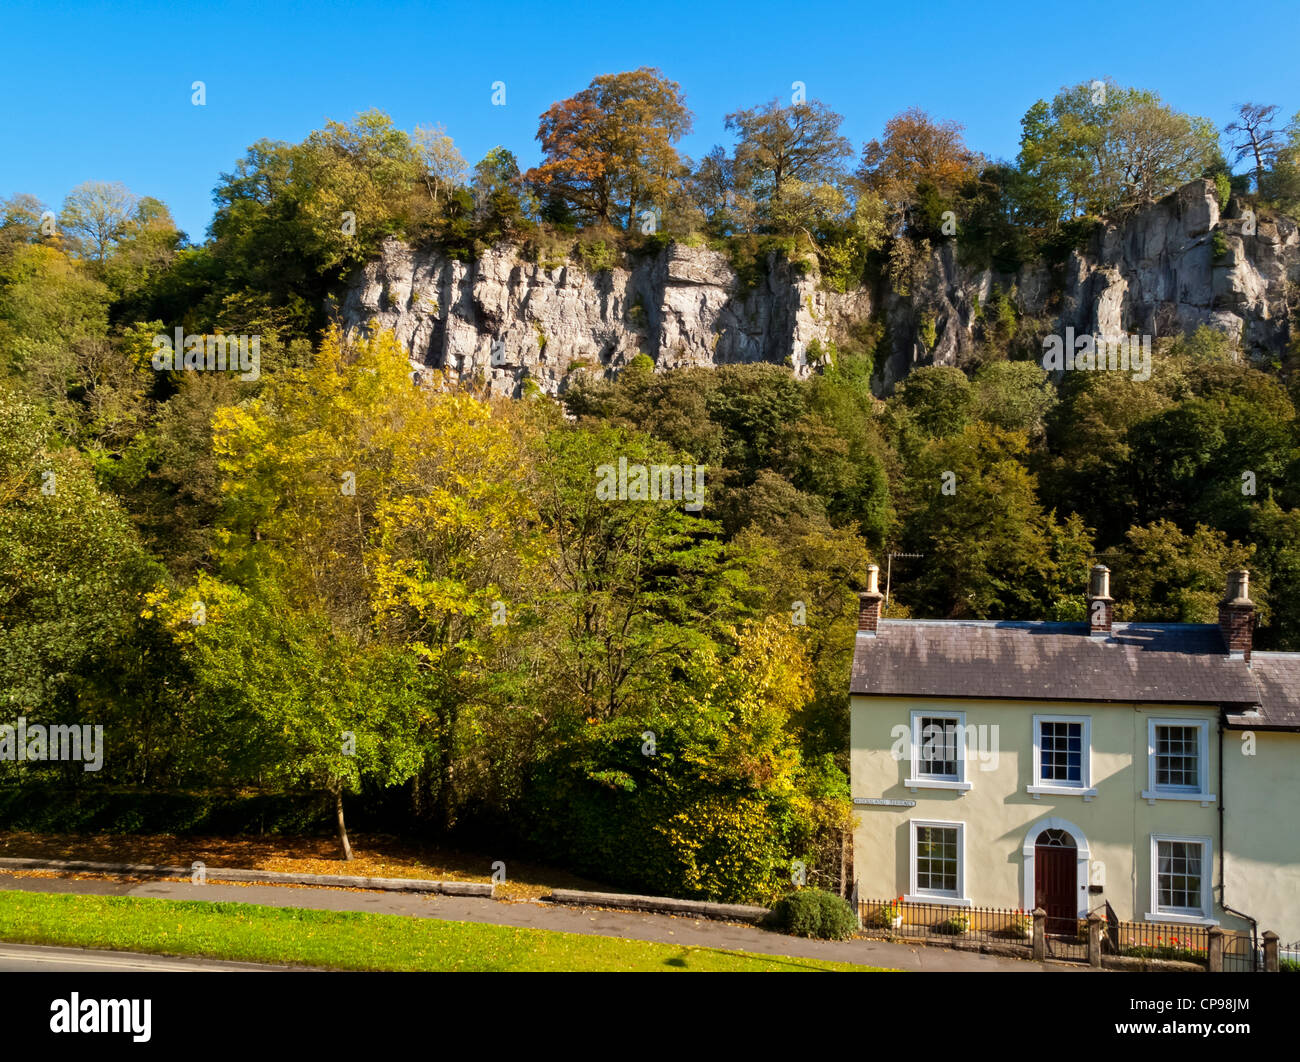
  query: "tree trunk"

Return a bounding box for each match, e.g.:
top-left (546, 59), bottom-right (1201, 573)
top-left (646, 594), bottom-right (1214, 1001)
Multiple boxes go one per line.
top-left (332, 782), bottom-right (353, 861)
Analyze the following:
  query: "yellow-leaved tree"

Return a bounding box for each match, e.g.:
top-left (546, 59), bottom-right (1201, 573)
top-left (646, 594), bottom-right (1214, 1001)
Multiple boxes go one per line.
top-left (157, 326), bottom-right (549, 853)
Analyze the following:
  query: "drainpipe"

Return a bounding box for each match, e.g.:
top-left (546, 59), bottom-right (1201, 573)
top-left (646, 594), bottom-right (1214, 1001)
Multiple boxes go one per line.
top-left (1218, 718), bottom-right (1258, 943)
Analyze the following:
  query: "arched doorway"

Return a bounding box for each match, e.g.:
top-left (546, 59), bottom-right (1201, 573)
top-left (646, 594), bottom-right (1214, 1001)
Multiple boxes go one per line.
top-left (1021, 818), bottom-right (1090, 931)
top-left (1034, 829), bottom-right (1078, 935)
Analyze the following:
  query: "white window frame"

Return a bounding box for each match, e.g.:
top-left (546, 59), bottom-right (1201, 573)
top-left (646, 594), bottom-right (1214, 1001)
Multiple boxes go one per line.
top-left (1146, 834), bottom-right (1217, 925)
top-left (1142, 718), bottom-right (1215, 806)
top-left (907, 818), bottom-right (971, 906)
top-left (905, 710), bottom-right (972, 792)
top-left (1028, 714), bottom-right (1096, 799)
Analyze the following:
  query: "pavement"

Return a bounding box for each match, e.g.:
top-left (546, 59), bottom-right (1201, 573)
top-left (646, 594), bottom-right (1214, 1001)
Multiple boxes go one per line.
top-left (0, 871), bottom-right (1090, 971)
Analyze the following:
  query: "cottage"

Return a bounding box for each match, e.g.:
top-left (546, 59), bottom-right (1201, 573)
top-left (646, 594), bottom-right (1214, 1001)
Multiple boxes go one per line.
top-left (849, 564), bottom-right (1300, 941)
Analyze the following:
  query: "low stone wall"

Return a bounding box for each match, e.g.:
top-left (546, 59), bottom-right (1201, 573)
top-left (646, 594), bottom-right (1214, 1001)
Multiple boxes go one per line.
top-left (543, 888), bottom-right (769, 923)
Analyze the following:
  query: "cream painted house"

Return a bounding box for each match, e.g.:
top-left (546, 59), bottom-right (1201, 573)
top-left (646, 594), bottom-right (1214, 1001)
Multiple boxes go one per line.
top-left (849, 565), bottom-right (1300, 942)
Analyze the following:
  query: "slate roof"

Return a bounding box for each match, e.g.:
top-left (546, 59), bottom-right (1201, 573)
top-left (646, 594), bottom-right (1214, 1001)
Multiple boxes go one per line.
top-left (1229, 653), bottom-right (1300, 730)
top-left (850, 620), bottom-right (1263, 708)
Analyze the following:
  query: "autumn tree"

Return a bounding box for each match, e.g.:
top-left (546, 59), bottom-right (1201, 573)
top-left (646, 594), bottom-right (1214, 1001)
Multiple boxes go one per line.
top-left (209, 327), bottom-right (547, 833)
top-left (527, 67), bottom-right (692, 229)
top-left (858, 108), bottom-right (981, 229)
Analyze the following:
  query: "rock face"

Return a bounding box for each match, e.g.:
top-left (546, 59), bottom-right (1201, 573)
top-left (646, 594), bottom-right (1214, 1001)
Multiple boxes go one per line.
top-left (341, 240), bottom-right (870, 396)
top-left (342, 179), bottom-right (1297, 396)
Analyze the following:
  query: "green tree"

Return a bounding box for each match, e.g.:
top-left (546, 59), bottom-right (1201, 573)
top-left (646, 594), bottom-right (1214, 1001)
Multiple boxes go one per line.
top-left (0, 392), bottom-right (151, 714)
top-left (1016, 80), bottom-right (1218, 221)
top-left (726, 99), bottom-right (852, 233)
top-left (1114, 520), bottom-right (1259, 623)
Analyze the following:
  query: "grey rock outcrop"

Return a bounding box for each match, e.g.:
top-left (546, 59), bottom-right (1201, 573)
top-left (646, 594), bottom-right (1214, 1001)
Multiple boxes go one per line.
top-left (873, 179), bottom-right (1297, 389)
top-left (342, 239), bottom-right (870, 396)
top-left (342, 179), bottom-right (1296, 396)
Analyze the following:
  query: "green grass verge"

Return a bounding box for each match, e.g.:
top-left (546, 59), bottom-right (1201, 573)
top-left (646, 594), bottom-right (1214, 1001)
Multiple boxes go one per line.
top-left (0, 890), bottom-right (883, 972)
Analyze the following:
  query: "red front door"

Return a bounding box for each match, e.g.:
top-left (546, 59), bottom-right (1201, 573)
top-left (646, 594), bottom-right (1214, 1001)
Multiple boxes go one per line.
top-left (1034, 839), bottom-right (1077, 935)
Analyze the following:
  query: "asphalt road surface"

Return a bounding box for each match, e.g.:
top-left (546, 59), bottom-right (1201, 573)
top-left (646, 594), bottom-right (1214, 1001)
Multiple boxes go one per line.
top-left (0, 941), bottom-right (294, 972)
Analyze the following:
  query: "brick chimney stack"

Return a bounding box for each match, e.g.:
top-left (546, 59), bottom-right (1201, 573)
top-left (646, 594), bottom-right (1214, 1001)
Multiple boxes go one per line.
top-left (858, 564), bottom-right (885, 635)
top-left (1219, 569), bottom-right (1255, 660)
top-left (1086, 564), bottom-right (1113, 636)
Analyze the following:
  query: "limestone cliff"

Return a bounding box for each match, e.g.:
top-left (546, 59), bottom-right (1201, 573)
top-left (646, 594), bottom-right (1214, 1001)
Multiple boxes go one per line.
top-left (341, 179), bottom-right (1297, 396)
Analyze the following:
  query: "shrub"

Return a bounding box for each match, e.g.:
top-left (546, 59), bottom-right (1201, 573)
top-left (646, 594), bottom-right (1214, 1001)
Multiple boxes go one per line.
top-left (1214, 172), bottom-right (1232, 209)
top-left (1211, 230), bottom-right (1229, 261)
top-left (919, 313), bottom-right (937, 351)
top-left (1280, 957), bottom-right (1300, 973)
top-left (935, 913), bottom-right (970, 935)
top-left (768, 888), bottom-right (858, 940)
top-left (574, 238), bottom-right (617, 274)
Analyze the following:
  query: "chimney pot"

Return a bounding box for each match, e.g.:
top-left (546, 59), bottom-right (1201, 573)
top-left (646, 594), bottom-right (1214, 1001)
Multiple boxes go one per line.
top-left (1086, 563), bottom-right (1113, 636)
top-left (1219, 568), bottom-right (1255, 660)
top-left (859, 564), bottom-right (884, 634)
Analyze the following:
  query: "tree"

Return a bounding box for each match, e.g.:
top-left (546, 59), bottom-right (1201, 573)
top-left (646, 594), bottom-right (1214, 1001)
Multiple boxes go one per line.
top-left (58, 181), bottom-right (139, 261)
top-left (471, 146), bottom-right (531, 235)
top-left (1016, 81), bottom-right (1218, 220)
top-left (1102, 102), bottom-right (1220, 208)
top-left (1260, 110), bottom-right (1300, 210)
top-left (972, 361), bottom-right (1057, 439)
top-left (725, 99), bottom-right (851, 230)
top-left (533, 422), bottom-right (748, 720)
top-left (1224, 104), bottom-right (1281, 193)
top-left (689, 146), bottom-right (738, 234)
top-left (100, 197), bottom-right (184, 309)
top-left (145, 572), bottom-right (424, 859)
top-left (1114, 520), bottom-right (1259, 624)
top-left (413, 123), bottom-right (468, 205)
top-left (858, 108), bottom-right (981, 229)
top-left (892, 365), bottom-right (975, 440)
top-left (209, 111), bottom-right (424, 333)
top-left (527, 67), bottom-right (692, 229)
top-left (0, 195), bottom-right (50, 261)
top-left (898, 424), bottom-right (1093, 619)
top-left (0, 392), bottom-right (151, 714)
top-left (0, 243), bottom-right (111, 420)
top-left (211, 327), bottom-right (545, 829)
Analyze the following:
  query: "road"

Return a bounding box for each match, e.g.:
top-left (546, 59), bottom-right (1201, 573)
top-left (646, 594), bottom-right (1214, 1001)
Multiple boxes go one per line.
top-left (0, 941), bottom-right (293, 972)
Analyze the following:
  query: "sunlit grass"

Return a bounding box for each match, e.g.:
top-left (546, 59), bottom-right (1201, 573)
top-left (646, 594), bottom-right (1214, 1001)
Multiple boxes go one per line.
top-left (0, 890), bottom-right (885, 972)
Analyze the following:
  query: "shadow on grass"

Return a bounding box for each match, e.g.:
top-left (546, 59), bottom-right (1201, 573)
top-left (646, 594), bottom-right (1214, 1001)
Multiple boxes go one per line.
top-left (661, 946), bottom-right (860, 972)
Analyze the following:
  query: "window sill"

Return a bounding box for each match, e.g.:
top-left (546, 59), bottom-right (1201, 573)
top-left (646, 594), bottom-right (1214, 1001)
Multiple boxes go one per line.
top-left (906, 894), bottom-right (973, 907)
top-left (1141, 790), bottom-right (1216, 807)
top-left (1144, 912), bottom-right (1219, 927)
top-left (1027, 785), bottom-right (1097, 801)
top-left (905, 778), bottom-right (972, 792)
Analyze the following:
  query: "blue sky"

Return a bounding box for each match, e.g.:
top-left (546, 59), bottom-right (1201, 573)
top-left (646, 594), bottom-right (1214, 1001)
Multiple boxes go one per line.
top-left (3, 0), bottom-right (1298, 241)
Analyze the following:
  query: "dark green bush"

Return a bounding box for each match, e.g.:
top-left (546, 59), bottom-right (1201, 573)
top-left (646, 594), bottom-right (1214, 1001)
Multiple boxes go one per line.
top-left (767, 888), bottom-right (858, 940)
